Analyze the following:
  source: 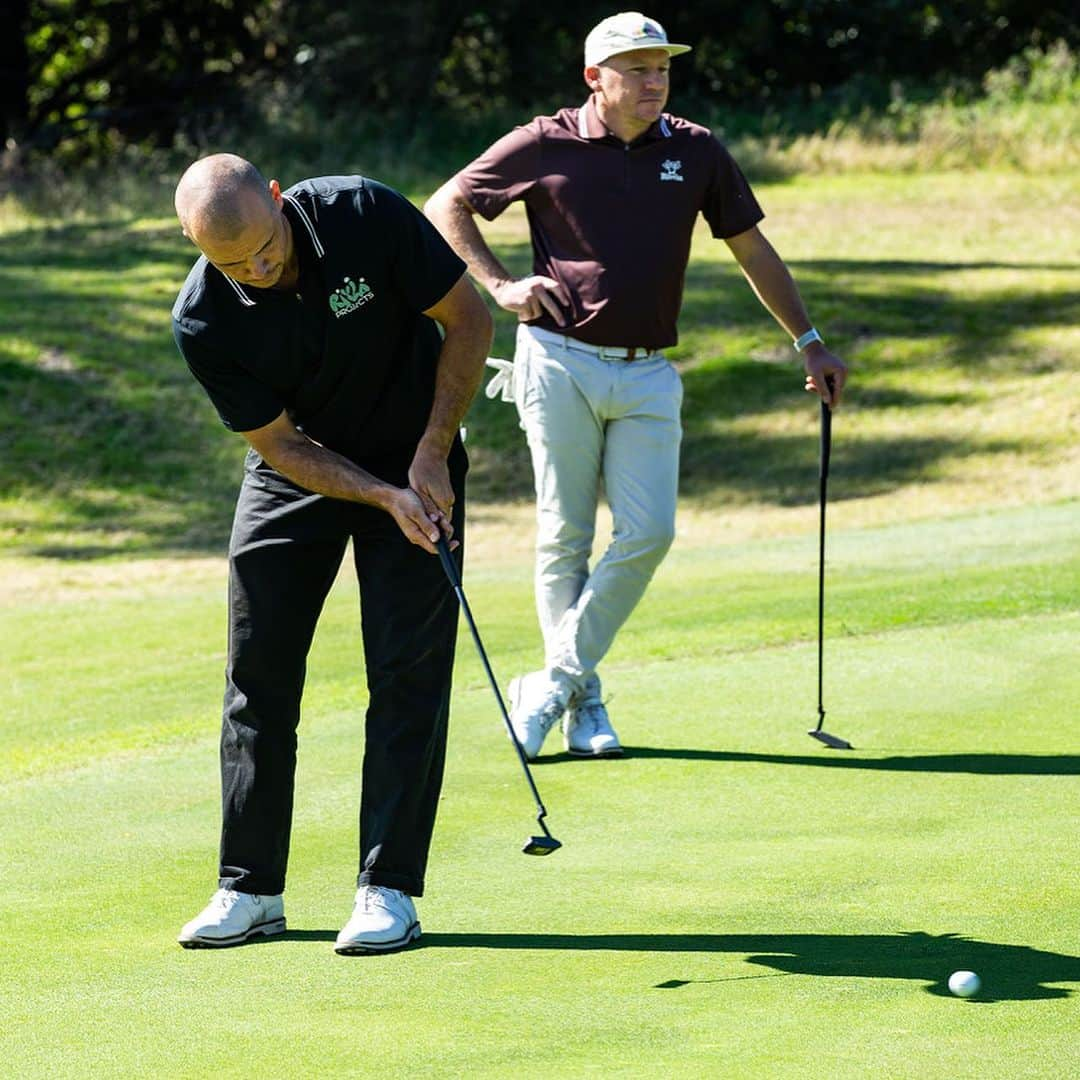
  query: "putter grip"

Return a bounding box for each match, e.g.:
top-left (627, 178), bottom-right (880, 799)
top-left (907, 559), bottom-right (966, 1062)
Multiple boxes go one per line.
top-left (435, 534), bottom-right (460, 587)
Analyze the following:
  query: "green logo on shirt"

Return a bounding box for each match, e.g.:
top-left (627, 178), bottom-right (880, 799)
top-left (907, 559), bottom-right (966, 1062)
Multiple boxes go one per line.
top-left (329, 276), bottom-right (375, 318)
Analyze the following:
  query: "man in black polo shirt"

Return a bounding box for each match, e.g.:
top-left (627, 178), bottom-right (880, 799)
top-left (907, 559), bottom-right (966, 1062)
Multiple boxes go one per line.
top-left (171, 154), bottom-right (492, 954)
top-left (425, 12), bottom-right (847, 761)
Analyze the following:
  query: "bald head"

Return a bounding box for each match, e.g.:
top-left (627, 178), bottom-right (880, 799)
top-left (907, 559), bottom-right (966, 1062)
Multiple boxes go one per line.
top-left (175, 153), bottom-right (275, 244)
top-left (175, 154), bottom-right (296, 289)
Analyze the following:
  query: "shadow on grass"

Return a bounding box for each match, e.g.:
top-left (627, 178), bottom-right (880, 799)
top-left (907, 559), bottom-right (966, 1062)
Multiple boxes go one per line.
top-left (0, 218), bottom-right (185, 271)
top-left (534, 748), bottom-right (1080, 775)
top-left (0, 220), bottom-right (241, 556)
top-left (280, 930), bottom-right (338, 943)
top-left (417, 930), bottom-right (1078, 1002)
top-left (227, 927), bottom-right (1079, 1002)
top-left (679, 256), bottom-right (1080, 365)
top-left (4, 221), bottom-right (1076, 554)
top-left (679, 423), bottom-right (1020, 504)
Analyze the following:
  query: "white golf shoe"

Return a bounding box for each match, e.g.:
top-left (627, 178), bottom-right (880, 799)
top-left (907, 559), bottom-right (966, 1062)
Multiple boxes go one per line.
top-left (508, 671), bottom-right (574, 759)
top-left (564, 676), bottom-right (622, 757)
top-left (335, 886), bottom-right (421, 955)
top-left (177, 888), bottom-right (285, 948)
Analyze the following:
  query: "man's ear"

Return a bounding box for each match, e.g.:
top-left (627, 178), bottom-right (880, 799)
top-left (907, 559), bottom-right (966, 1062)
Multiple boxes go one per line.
top-left (268, 179), bottom-right (283, 206)
top-left (584, 65), bottom-right (602, 91)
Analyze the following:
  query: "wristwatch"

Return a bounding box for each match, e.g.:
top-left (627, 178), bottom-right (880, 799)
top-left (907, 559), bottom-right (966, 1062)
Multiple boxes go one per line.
top-left (793, 328), bottom-right (823, 352)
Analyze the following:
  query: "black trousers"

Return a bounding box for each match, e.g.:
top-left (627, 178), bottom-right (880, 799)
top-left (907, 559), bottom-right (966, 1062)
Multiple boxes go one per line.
top-left (217, 449), bottom-right (464, 898)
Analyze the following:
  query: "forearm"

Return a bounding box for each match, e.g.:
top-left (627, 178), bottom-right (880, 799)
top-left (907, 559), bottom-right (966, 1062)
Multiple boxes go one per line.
top-left (735, 234), bottom-right (814, 340)
top-left (725, 226), bottom-right (848, 406)
top-left (424, 183), bottom-right (512, 296)
top-left (419, 327), bottom-right (491, 457)
top-left (250, 423), bottom-right (397, 511)
top-left (418, 275), bottom-right (494, 459)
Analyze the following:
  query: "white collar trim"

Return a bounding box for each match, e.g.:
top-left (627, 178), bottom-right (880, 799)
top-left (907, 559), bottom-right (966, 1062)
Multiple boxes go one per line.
top-left (284, 194), bottom-right (325, 258)
top-left (223, 273), bottom-right (255, 307)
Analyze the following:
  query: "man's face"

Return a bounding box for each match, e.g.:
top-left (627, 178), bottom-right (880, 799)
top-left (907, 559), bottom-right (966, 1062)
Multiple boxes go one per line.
top-left (589, 48), bottom-right (671, 131)
top-left (195, 186), bottom-right (291, 290)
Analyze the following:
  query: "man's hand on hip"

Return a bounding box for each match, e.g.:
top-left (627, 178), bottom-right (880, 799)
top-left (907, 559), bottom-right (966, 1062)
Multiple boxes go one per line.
top-left (492, 275), bottom-right (571, 325)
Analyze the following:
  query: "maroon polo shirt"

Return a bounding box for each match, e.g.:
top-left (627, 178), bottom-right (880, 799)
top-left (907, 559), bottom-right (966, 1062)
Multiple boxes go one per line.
top-left (454, 96), bottom-right (764, 350)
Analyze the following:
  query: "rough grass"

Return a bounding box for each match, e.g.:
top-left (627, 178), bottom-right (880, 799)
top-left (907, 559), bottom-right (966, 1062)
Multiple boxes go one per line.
top-left (465, 170), bottom-right (1080, 518)
top-left (1, 170), bottom-right (1077, 558)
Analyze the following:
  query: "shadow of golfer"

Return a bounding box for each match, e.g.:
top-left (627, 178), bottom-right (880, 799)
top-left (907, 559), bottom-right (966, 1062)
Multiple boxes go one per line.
top-left (278, 929), bottom-right (338, 942)
top-left (417, 931), bottom-right (1078, 1001)
top-left (533, 748), bottom-right (1080, 776)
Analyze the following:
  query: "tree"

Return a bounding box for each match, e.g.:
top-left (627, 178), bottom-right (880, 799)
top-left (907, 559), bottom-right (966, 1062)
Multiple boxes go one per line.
top-left (0, 0), bottom-right (31, 147)
top-left (16, 0), bottom-right (286, 155)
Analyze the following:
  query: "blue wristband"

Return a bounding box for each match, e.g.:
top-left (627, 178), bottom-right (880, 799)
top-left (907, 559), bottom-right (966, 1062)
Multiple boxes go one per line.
top-left (794, 328), bottom-right (823, 352)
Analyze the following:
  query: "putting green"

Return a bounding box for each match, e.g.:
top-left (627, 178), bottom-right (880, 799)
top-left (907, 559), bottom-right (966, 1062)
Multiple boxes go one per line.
top-left (2, 502), bottom-right (1078, 1077)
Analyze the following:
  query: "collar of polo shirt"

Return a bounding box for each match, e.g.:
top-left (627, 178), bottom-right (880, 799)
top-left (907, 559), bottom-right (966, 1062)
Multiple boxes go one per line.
top-left (577, 96), bottom-right (673, 142)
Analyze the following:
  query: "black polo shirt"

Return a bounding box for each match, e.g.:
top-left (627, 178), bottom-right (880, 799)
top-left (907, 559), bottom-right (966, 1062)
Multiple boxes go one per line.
top-left (172, 176), bottom-right (466, 477)
top-left (454, 97), bottom-right (764, 350)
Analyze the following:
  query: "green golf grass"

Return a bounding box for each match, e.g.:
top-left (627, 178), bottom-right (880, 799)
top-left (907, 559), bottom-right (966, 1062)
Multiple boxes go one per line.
top-left (2, 165), bottom-right (1078, 1074)
top-left (3, 501), bottom-right (1077, 1077)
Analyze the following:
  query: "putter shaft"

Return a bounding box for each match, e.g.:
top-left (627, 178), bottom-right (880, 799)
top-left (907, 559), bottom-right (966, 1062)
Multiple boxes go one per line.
top-left (435, 536), bottom-right (562, 851)
top-left (810, 389), bottom-right (852, 750)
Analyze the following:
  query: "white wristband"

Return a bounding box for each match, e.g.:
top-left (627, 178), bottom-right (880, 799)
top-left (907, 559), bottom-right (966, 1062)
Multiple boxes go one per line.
top-left (793, 328), bottom-right (823, 352)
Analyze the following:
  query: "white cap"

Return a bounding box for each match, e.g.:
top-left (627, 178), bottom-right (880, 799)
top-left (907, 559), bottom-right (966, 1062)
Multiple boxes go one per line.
top-left (584, 12), bottom-right (692, 68)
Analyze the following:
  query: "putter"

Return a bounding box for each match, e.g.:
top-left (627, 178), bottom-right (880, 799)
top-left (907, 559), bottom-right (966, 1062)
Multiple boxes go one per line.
top-left (435, 534), bottom-right (562, 855)
top-left (809, 382), bottom-right (853, 750)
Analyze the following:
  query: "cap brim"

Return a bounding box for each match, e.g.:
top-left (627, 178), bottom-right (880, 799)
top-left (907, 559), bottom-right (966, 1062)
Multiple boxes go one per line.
top-left (587, 42), bottom-right (693, 67)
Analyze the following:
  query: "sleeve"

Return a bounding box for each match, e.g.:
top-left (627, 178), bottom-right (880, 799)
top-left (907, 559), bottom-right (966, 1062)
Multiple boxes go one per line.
top-left (364, 180), bottom-right (467, 313)
top-left (701, 137), bottom-right (766, 239)
top-left (172, 316), bottom-right (284, 434)
top-left (452, 124), bottom-right (542, 221)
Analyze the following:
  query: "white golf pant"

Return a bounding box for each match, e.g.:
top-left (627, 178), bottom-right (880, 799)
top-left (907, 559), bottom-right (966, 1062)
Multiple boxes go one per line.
top-left (513, 324), bottom-right (683, 684)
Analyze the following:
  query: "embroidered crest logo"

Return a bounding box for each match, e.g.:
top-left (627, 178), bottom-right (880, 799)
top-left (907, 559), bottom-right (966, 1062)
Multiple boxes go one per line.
top-left (328, 276), bottom-right (374, 318)
top-left (660, 159), bottom-right (684, 182)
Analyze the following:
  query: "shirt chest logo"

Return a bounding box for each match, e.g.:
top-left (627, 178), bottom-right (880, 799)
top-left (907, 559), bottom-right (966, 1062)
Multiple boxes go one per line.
top-left (328, 276), bottom-right (375, 318)
top-left (660, 159), bottom-right (684, 182)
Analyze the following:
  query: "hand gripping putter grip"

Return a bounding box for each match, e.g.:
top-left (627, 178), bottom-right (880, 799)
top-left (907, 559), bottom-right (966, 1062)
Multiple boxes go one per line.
top-left (435, 535), bottom-right (562, 855)
top-left (810, 383), bottom-right (853, 750)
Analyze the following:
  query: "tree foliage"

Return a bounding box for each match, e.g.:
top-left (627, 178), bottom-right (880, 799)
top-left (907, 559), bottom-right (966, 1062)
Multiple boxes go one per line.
top-left (3, 0), bottom-right (1077, 157)
top-left (5, 0), bottom-right (287, 152)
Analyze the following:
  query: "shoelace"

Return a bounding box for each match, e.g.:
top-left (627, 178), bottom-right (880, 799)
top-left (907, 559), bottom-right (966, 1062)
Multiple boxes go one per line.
top-left (360, 887), bottom-right (400, 913)
top-left (537, 699), bottom-right (567, 734)
top-left (574, 699), bottom-right (611, 735)
top-left (212, 889), bottom-right (246, 911)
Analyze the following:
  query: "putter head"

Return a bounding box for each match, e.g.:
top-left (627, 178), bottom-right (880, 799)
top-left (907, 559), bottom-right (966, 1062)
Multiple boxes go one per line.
top-left (808, 729), bottom-right (853, 750)
top-left (522, 835), bottom-right (562, 856)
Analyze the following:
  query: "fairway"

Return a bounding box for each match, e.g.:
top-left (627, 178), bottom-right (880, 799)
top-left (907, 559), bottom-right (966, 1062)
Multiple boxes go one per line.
top-left (3, 501), bottom-right (1078, 1077)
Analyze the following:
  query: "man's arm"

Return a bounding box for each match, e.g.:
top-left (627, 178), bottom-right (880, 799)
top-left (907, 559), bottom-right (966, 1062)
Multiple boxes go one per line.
top-left (724, 225), bottom-right (848, 406)
top-left (242, 411), bottom-right (445, 552)
top-left (424, 180), bottom-right (570, 324)
top-left (408, 273), bottom-right (494, 525)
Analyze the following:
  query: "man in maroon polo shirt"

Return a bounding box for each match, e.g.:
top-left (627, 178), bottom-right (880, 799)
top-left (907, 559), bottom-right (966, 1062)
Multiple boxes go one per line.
top-left (425, 11), bottom-right (848, 761)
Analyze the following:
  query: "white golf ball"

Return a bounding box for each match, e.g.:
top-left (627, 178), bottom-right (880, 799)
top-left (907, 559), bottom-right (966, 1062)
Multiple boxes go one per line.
top-left (948, 970), bottom-right (981, 998)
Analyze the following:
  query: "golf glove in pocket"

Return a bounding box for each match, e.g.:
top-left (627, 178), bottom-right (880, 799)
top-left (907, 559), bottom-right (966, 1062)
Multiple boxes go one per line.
top-left (484, 357), bottom-right (515, 402)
